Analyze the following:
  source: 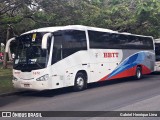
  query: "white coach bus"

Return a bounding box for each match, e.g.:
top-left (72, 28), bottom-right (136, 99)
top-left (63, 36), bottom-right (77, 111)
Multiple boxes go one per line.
top-left (5, 25), bottom-right (155, 91)
top-left (155, 38), bottom-right (160, 71)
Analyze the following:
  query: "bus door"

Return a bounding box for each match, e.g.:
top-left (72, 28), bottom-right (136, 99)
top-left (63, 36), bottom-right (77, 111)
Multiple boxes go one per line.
top-left (50, 31), bottom-right (64, 88)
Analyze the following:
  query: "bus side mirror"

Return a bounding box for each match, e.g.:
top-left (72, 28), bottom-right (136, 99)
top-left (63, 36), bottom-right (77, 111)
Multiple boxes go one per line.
top-left (5, 37), bottom-right (15, 53)
top-left (42, 33), bottom-right (52, 49)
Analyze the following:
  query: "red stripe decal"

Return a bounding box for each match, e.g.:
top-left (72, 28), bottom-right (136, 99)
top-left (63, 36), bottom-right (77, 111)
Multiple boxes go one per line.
top-left (99, 65), bottom-right (151, 81)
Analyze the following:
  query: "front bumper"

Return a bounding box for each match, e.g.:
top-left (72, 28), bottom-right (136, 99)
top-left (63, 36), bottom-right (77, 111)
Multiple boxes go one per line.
top-left (12, 80), bottom-right (50, 91)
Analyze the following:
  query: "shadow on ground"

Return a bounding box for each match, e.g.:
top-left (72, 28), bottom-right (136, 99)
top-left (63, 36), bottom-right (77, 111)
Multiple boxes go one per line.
top-left (150, 71), bottom-right (160, 75)
top-left (17, 75), bottom-right (153, 97)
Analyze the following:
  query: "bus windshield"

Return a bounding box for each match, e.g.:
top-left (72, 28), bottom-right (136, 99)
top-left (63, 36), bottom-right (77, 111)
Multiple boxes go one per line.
top-left (155, 43), bottom-right (160, 61)
top-left (13, 32), bottom-right (50, 71)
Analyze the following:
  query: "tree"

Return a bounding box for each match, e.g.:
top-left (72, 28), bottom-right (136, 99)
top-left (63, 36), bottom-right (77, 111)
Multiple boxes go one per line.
top-left (0, 0), bottom-right (160, 68)
top-left (0, 0), bottom-right (40, 68)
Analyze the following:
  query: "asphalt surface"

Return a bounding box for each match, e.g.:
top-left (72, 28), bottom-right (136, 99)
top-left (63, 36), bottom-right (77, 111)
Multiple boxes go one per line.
top-left (0, 73), bottom-right (160, 120)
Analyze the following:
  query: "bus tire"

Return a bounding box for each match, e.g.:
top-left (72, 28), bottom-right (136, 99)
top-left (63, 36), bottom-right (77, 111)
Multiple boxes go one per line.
top-left (135, 67), bottom-right (142, 80)
top-left (74, 72), bottom-right (87, 91)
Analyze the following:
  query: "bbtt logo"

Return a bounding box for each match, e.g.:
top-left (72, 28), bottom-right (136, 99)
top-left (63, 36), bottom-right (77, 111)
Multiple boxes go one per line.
top-left (104, 52), bottom-right (119, 58)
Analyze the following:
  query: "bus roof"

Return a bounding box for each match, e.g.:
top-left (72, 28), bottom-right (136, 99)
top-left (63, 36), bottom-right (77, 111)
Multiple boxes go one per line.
top-left (21, 25), bottom-right (153, 38)
top-left (22, 25), bottom-right (116, 35)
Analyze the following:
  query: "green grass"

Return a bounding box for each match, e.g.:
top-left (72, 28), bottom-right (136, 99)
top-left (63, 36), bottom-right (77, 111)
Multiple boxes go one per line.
top-left (0, 62), bottom-right (15, 94)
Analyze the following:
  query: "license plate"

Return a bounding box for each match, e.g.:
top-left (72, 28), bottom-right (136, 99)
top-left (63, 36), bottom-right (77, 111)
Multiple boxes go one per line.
top-left (24, 84), bottom-right (30, 87)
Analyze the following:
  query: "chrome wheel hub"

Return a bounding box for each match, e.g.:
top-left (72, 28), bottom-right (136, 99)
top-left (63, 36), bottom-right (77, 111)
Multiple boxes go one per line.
top-left (77, 77), bottom-right (84, 87)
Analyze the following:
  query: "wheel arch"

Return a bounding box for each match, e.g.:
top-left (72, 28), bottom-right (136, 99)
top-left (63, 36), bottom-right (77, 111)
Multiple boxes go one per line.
top-left (137, 65), bottom-right (142, 69)
top-left (76, 70), bottom-right (88, 82)
top-left (136, 64), bottom-right (142, 74)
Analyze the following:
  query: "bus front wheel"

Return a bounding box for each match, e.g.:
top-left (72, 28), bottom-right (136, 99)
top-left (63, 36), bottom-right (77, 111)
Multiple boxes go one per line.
top-left (74, 72), bottom-right (87, 91)
top-left (135, 67), bottom-right (142, 80)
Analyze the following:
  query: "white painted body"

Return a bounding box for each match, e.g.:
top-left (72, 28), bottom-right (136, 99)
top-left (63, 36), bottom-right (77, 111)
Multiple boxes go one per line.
top-left (8, 25), bottom-right (155, 90)
top-left (155, 39), bottom-right (160, 72)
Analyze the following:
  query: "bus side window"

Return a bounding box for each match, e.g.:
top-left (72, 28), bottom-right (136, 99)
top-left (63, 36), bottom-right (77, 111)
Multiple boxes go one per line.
top-left (63, 30), bottom-right (87, 58)
top-left (51, 34), bottom-right (63, 64)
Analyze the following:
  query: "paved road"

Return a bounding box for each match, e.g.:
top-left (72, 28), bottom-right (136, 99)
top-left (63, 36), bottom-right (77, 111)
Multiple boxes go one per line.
top-left (0, 73), bottom-right (160, 120)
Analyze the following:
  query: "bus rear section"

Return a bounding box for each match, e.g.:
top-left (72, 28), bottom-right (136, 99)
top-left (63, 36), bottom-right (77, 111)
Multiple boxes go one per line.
top-left (155, 39), bottom-right (160, 71)
top-left (87, 30), bottom-right (155, 82)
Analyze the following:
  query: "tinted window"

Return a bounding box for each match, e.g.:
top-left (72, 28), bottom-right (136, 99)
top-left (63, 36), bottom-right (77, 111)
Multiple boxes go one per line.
top-left (111, 34), bottom-right (128, 49)
top-left (52, 32), bottom-right (63, 64)
top-left (88, 30), bottom-right (112, 49)
top-left (88, 30), bottom-right (153, 49)
top-left (127, 36), bottom-right (153, 49)
top-left (63, 30), bottom-right (87, 58)
top-left (155, 43), bottom-right (160, 61)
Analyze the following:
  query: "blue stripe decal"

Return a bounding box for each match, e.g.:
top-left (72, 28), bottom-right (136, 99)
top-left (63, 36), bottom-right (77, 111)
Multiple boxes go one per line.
top-left (107, 52), bottom-right (146, 79)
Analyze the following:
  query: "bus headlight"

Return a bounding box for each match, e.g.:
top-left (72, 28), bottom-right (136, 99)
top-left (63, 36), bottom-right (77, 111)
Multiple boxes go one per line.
top-left (36, 74), bottom-right (49, 81)
top-left (13, 76), bottom-right (18, 81)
